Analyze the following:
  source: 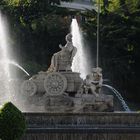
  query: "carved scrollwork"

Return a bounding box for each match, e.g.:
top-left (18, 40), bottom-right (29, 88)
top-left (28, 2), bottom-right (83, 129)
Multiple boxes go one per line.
top-left (44, 72), bottom-right (67, 96)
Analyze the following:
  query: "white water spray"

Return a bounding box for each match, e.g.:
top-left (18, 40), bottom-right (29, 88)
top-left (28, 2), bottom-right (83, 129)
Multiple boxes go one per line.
top-left (0, 12), bottom-right (11, 102)
top-left (71, 19), bottom-right (89, 79)
top-left (10, 61), bottom-right (30, 76)
top-left (0, 12), bottom-right (30, 105)
top-left (0, 60), bottom-right (30, 76)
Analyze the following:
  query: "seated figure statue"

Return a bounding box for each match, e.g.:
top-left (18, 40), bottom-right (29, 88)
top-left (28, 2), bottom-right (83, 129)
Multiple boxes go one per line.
top-left (79, 67), bottom-right (103, 97)
top-left (48, 33), bottom-right (77, 72)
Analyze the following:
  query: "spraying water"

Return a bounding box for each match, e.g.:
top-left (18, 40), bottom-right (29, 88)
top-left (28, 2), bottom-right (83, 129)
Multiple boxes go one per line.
top-left (0, 12), bottom-right (11, 102)
top-left (103, 84), bottom-right (131, 112)
top-left (0, 60), bottom-right (30, 76)
top-left (71, 19), bottom-right (89, 79)
top-left (0, 12), bottom-right (30, 105)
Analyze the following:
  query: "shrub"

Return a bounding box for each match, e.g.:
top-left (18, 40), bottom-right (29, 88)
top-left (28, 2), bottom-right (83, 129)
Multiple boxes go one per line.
top-left (0, 102), bottom-right (26, 140)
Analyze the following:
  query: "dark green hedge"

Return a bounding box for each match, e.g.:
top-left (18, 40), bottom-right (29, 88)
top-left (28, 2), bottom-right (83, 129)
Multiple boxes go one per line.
top-left (0, 102), bottom-right (26, 140)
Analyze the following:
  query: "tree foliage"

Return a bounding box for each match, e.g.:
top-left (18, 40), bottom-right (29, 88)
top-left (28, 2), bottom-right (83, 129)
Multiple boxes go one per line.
top-left (82, 0), bottom-right (140, 101)
top-left (0, 0), bottom-right (74, 75)
top-left (0, 102), bottom-right (26, 140)
top-left (0, 0), bottom-right (140, 102)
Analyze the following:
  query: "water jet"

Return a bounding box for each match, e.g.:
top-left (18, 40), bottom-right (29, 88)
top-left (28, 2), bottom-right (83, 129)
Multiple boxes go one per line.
top-left (0, 12), bottom-right (30, 105)
top-left (0, 11), bottom-right (140, 140)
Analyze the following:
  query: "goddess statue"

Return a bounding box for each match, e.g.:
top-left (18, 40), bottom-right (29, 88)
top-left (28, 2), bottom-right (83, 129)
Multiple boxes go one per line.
top-left (49, 33), bottom-right (77, 72)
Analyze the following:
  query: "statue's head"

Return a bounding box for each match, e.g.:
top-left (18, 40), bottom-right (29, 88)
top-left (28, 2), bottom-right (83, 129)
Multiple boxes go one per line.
top-left (92, 67), bottom-right (102, 74)
top-left (66, 33), bottom-right (72, 42)
top-left (96, 67), bottom-right (102, 73)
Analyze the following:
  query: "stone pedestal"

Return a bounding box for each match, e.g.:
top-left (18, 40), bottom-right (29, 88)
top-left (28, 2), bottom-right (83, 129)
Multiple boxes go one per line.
top-left (20, 70), bottom-right (114, 112)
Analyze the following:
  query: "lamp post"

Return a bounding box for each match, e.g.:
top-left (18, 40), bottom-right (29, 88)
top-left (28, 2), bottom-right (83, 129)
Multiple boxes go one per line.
top-left (96, 0), bottom-right (100, 67)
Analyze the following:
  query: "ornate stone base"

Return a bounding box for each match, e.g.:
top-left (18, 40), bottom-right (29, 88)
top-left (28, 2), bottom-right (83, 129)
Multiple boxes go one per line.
top-left (74, 94), bottom-right (113, 112)
top-left (21, 93), bottom-right (113, 112)
top-left (44, 95), bottom-right (74, 112)
top-left (20, 71), bottom-right (113, 112)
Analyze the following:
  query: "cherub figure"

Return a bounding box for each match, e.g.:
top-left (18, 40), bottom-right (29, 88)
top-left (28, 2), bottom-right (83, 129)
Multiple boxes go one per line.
top-left (78, 67), bottom-right (103, 97)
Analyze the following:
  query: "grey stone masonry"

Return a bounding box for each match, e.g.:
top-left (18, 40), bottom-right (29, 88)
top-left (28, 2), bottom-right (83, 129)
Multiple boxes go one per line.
top-left (22, 112), bottom-right (140, 140)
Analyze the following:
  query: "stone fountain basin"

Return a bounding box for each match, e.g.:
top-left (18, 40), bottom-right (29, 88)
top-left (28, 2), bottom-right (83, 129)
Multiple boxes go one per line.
top-left (22, 112), bottom-right (140, 140)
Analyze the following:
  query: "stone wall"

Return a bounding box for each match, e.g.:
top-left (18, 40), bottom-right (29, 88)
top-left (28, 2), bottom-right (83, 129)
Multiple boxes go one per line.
top-left (22, 112), bottom-right (140, 140)
top-left (23, 133), bottom-right (140, 140)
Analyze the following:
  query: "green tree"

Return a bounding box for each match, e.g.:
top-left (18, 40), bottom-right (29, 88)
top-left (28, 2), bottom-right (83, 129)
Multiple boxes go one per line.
top-left (82, 0), bottom-right (140, 101)
top-left (0, 102), bottom-right (26, 140)
top-left (0, 0), bottom-right (75, 75)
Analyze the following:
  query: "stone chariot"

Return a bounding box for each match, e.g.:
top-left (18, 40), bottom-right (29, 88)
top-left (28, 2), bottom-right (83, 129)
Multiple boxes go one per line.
top-left (21, 33), bottom-right (113, 112)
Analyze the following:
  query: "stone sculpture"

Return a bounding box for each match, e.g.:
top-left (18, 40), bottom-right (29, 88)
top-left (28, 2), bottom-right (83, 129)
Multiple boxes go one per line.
top-left (50, 33), bottom-right (77, 72)
top-left (44, 72), bottom-right (67, 96)
top-left (83, 67), bottom-right (103, 96)
top-left (20, 33), bottom-right (114, 112)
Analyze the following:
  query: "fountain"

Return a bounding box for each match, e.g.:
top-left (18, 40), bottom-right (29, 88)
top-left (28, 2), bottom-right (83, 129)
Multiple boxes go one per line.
top-left (0, 12), bottom-right (140, 140)
top-left (71, 19), bottom-right (89, 79)
top-left (102, 84), bottom-right (131, 112)
top-left (0, 12), bottom-right (30, 105)
top-left (19, 32), bottom-right (113, 112)
top-left (19, 19), bottom-right (140, 140)
top-left (0, 12), bottom-right (11, 102)
top-left (0, 60), bottom-right (30, 76)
